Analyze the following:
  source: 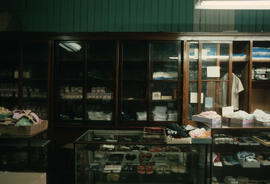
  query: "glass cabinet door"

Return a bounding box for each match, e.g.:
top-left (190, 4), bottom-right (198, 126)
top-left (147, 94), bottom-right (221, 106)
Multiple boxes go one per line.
top-left (251, 41), bottom-right (270, 112)
top-left (232, 41), bottom-right (250, 112)
top-left (188, 42), bottom-right (199, 120)
top-left (186, 42), bottom-right (230, 120)
top-left (86, 41), bottom-right (115, 122)
top-left (120, 41), bottom-right (148, 122)
top-left (201, 43), bottom-right (230, 113)
top-left (150, 41), bottom-right (180, 122)
top-left (22, 41), bottom-right (48, 120)
top-left (0, 41), bottom-right (19, 110)
top-left (54, 41), bottom-right (85, 121)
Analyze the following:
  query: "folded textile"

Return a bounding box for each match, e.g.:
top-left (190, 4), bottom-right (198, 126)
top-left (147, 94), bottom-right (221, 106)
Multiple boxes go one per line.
top-left (225, 110), bottom-right (254, 120)
top-left (253, 109), bottom-right (270, 123)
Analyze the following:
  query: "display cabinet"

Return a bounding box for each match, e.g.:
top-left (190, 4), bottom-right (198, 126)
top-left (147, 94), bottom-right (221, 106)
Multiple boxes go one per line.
top-left (54, 41), bottom-right (116, 124)
top-left (74, 130), bottom-right (208, 184)
top-left (251, 41), bottom-right (270, 113)
top-left (120, 41), bottom-right (148, 122)
top-left (211, 127), bottom-right (270, 184)
top-left (0, 41), bottom-right (19, 110)
top-left (21, 41), bottom-right (49, 120)
top-left (183, 41), bottom-right (231, 122)
top-left (119, 41), bottom-right (182, 125)
top-left (183, 40), bottom-right (254, 124)
top-left (0, 40), bottom-right (49, 120)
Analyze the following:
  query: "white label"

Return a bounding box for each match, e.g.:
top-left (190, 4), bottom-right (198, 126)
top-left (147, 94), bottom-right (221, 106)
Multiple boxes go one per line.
top-left (190, 92), bottom-right (204, 103)
top-left (207, 66), bottom-right (220, 78)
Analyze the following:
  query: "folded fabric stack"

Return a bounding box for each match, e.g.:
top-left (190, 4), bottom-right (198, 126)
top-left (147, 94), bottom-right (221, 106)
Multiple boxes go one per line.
top-left (167, 110), bottom-right (177, 121)
top-left (253, 67), bottom-right (270, 80)
top-left (253, 47), bottom-right (270, 60)
top-left (88, 111), bottom-right (112, 121)
top-left (224, 110), bottom-right (254, 120)
top-left (253, 109), bottom-right (270, 126)
top-left (152, 106), bottom-right (167, 121)
top-left (136, 111), bottom-right (147, 121)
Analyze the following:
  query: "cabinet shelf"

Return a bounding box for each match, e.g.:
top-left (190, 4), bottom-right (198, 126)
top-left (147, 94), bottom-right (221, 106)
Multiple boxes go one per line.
top-left (212, 144), bottom-right (268, 153)
top-left (151, 99), bottom-right (177, 102)
top-left (151, 79), bottom-right (178, 82)
top-left (123, 98), bottom-right (146, 101)
top-left (252, 59), bottom-right (270, 62)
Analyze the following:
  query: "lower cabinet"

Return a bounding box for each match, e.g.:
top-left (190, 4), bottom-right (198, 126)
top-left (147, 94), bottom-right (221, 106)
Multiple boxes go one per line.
top-left (74, 130), bottom-right (208, 184)
top-left (211, 128), bottom-right (270, 184)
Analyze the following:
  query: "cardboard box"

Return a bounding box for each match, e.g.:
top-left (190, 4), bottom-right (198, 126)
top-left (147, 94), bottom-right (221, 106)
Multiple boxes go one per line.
top-left (165, 135), bottom-right (192, 144)
top-left (222, 117), bottom-right (254, 127)
top-left (0, 172), bottom-right (46, 184)
top-left (192, 115), bottom-right (221, 128)
top-left (0, 120), bottom-right (48, 137)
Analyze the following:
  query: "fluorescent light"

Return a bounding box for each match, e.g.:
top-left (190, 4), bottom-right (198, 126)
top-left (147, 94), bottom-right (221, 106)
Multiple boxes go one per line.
top-left (195, 0), bottom-right (270, 9)
top-left (59, 42), bottom-right (82, 52)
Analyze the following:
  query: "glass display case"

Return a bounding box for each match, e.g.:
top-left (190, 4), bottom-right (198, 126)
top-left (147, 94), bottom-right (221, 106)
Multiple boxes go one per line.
top-left (74, 129), bottom-right (208, 184)
top-left (211, 127), bottom-right (270, 184)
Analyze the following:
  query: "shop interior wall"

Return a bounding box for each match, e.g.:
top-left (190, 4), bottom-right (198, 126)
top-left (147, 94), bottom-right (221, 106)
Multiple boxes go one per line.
top-left (2, 0), bottom-right (270, 32)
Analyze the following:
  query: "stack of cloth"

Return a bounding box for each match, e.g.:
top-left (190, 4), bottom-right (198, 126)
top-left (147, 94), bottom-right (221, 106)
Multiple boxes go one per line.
top-left (152, 106), bottom-right (167, 121)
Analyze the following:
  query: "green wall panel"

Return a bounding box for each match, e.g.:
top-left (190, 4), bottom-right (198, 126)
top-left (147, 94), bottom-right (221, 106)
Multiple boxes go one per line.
top-left (2, 0), bottom-right (194, 32)
top-left (235, 10), bottom-right (270, 32)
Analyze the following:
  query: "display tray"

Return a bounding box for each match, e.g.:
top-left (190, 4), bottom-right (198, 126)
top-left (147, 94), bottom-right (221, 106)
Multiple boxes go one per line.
top-left (0, 120), bottom-right (48, 137)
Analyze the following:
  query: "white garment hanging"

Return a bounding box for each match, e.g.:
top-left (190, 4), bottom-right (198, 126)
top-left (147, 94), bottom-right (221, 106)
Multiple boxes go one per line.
top-left (221, 73), bottom-right (244, 110)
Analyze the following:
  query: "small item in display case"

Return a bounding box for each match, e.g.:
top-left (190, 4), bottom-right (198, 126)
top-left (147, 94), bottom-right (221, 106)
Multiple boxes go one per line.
top-left (103, 164), bottom-right (122, 173)
top-left (152, 92), bottom-right (161, 100)
top-left (100, 144), bottom-right (115, 151)
top-left (253, 133), bottom-right (270, 146)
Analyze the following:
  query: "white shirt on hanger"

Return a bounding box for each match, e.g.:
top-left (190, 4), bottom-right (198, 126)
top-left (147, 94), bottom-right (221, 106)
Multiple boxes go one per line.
top-left (221, 73), bottom-right (244, 110)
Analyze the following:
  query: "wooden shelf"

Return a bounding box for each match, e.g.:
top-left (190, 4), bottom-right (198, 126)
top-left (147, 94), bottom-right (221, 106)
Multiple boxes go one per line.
top-left (123, 98), bottom-right (146, 101)
top-left (253, 59), bottom-right (270, 63)
top-left (151, 79), bottom-right (178, 82)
